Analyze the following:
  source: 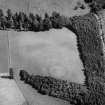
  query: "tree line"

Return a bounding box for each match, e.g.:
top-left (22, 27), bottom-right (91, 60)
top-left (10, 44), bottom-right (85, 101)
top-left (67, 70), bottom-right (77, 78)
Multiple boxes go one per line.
top-left (0, 0), bottom-right (105, 32)
top-left (0, 9), bottom-right (69, 31)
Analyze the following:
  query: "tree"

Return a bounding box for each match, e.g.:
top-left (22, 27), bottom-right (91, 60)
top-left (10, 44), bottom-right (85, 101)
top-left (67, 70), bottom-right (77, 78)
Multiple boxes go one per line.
top-left (29, 13), bottom-right (35, 23)
top-left (6, 9), bottom-right (13, 28)
top-left (6, 9), bottom-right (12, 20)
top-left (35, 14), bottom-right (42, 22)
top-left (22, 14), bottom-right (29, 31)
top-left (0, 9), bottom-right (6, 30)
top-left (12, 12), bottom-right (19, 30)
top-left (51, 11), bottom-right (64, 29)
top-left (0, 9), bottom-right (7, 30)
top-left (0, 16), bottom-right (7, 30)
top-left (28, 13), bottom-right (35, 31)
top-left (84, 0), bottom-right (105, 12)
top-left (39, 18), bottom-right (44, 31)
top-left (74, 1), bottom-right (86, 10)
top-left (18, 12), bottom-right (26, 30)
top-left (43, 13), bottom-right (52, 30)
top-left (0, 9), bottom-right (4, 17)
top-left (33, 17), bottom-right (40, 31)
top-left (9, 68), bottom-right (14, 79)
top-left (35, 14), bottom-right (44, 31)
top-left (0, 9), bottom-right (4, 29)
top-left (84, 0), bottom-right (93, 3)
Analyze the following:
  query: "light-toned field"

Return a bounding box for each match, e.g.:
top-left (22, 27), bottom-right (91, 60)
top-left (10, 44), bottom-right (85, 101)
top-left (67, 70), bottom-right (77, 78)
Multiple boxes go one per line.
top-left (0, 77), bottom-right (26, 105)
top-left (9, 28), bottom-right (85, 84)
